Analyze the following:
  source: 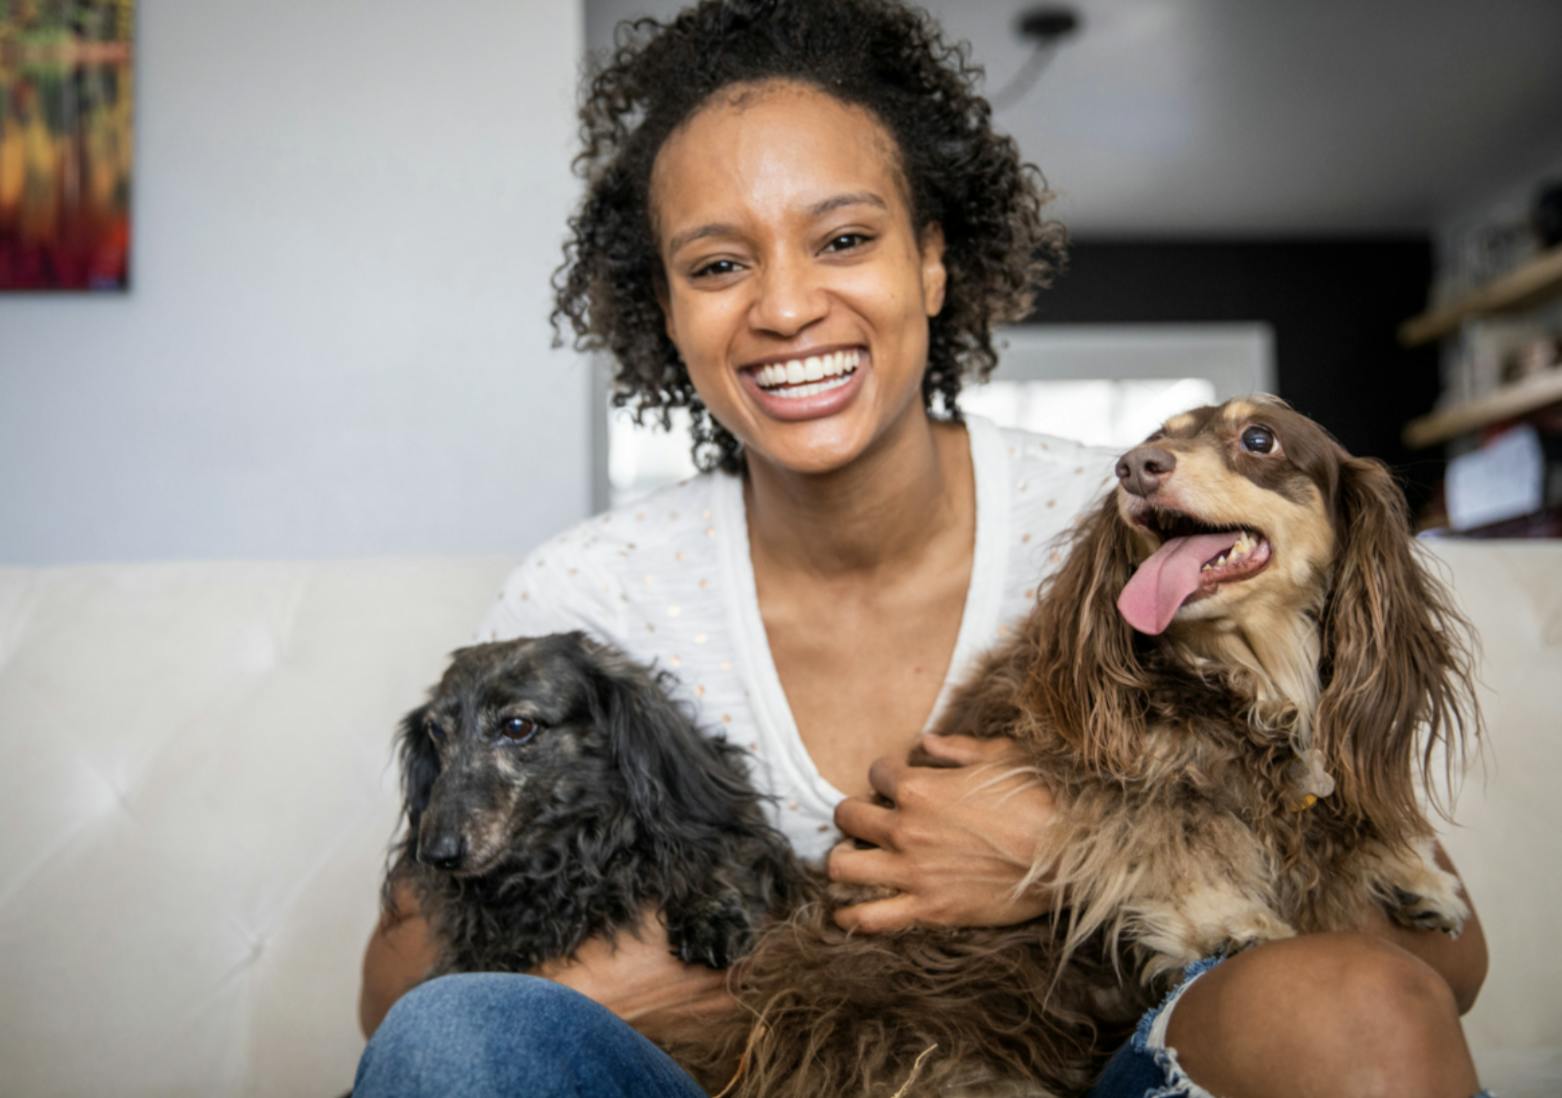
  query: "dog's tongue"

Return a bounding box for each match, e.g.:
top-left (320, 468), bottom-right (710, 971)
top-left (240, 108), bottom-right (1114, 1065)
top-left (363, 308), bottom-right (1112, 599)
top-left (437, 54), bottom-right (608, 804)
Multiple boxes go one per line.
top-left (1117, 531), bottom-right (1242, 635)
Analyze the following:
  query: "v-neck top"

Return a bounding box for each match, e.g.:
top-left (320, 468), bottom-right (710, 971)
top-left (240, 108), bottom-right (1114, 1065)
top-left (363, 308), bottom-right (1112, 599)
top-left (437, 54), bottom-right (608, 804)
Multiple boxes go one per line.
top-left (479, 416), bottom-right (1113, 863)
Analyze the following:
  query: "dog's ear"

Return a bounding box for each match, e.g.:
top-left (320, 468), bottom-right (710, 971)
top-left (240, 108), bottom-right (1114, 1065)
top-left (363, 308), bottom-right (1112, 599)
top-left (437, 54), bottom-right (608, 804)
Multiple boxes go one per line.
top-left (1315, 456), bottom-right (1478, 835)
top-left (384, 702), bottom-right (443, 920)
top-left (583, 647), bottom-right (756, 836)
top-left (1021, 491), bottom-right (1153, 773)
top-left (395, 702), bottom-right (442, 832)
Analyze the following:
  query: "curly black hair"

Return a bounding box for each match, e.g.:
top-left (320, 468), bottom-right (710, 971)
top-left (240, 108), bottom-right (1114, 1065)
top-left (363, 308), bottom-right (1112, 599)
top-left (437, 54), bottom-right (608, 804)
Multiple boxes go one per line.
top-left (551, 0), bottom-right (1065, 473)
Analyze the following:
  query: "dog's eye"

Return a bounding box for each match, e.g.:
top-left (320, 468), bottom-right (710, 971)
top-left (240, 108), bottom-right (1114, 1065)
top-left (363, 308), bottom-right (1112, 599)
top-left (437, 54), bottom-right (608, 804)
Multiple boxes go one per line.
top-left (1241, 425), bottom-right (1277, 454)
top-left (500, 717), bottom-right (541, 743)
top-left (424, 719), bottom-right (445, 742)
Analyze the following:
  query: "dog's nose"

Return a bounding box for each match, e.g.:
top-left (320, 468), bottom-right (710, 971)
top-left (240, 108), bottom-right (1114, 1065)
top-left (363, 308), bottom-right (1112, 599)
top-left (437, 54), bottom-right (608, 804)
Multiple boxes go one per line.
top-left (419, 832), bottom-right (466, 871)
top-left (1116, 445), bottom-right (1177, 498)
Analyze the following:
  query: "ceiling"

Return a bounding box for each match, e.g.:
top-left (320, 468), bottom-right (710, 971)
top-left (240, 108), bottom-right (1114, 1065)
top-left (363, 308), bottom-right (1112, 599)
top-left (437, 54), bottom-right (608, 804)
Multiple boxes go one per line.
top-left (583, 0), bottom-right (1562, 236)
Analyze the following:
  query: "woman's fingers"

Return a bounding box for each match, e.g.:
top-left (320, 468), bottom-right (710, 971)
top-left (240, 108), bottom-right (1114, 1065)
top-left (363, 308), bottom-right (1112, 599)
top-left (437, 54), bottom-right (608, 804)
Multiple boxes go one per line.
top-left (919, 732), bottom-right (1020, 767)
top-left (866, 753), bottom-right (908, 800)
top-left (826, 840), bottom-right (912, 891)
top-left (833, 794), bottom-right (898, 848)
top-left (832, 891), bottom-right (920, 934)
top-left (826, 740), bottom-right (1059, 934)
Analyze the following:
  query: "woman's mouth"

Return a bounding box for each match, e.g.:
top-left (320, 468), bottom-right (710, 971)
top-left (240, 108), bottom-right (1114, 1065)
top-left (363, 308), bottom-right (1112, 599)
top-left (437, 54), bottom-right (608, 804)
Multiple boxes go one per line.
top-left (741, 347), bottom-right (867, 421)
top-left (751, 348), bottom-right (861, 398)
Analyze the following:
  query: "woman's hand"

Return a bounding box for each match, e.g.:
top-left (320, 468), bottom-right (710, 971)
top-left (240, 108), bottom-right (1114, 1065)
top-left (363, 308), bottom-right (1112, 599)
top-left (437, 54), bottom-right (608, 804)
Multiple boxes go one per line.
top-left (828, 733), bottom-right (1057, 933)
top-left (538, 907), bottom-right (737, 1043)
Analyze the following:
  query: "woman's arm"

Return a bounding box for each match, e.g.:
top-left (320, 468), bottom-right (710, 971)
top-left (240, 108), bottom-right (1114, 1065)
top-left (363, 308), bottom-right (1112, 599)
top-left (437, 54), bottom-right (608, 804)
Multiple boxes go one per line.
top-left (358, 885), bottom-right (733, 1041)
top-left (535, 916), bottom-right (736, 1045)
top-left (829, 735), bottom-right (1487, 1013)
top-left (359, 879), bottom-right (439, 1038)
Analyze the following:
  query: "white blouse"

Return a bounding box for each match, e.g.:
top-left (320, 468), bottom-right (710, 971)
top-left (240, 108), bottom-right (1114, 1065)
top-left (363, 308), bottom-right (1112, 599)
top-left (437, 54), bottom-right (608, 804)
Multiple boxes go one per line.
top-left (478, 416), bottom-right (1113, 863)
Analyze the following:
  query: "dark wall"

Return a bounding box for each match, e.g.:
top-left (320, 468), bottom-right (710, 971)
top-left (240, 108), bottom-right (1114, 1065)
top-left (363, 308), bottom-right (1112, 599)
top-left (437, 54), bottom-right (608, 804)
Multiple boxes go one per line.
top-left (1023, 239), bottom-right (1444, 513)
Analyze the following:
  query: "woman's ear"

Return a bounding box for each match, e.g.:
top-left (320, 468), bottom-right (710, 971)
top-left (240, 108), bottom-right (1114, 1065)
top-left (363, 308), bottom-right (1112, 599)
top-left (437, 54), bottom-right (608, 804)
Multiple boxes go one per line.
top-left (920, 222), bottom-right (947, 317)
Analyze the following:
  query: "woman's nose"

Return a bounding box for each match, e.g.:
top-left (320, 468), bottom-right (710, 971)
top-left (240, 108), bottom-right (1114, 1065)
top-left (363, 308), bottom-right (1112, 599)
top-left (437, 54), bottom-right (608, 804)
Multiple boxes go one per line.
top-left (749, 256), bottom-right (828, 336)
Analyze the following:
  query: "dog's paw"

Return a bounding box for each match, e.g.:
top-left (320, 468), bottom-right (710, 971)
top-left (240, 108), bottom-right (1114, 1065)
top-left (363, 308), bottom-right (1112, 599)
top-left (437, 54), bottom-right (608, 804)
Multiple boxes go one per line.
top-left (1222, 908), bottom-right (1296, 951)
top-left (666, 893), bottom-right (754, 969)
top-left (1388, 885), bottom-right (1469, 937)
top-left (1380, 843), bottom-right (1469, 937)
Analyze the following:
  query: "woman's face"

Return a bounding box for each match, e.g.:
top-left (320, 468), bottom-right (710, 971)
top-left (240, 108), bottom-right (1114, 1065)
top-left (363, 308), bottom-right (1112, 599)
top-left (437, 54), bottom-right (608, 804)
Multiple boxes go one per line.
top-left (650, 80), bottom-right (946, 476)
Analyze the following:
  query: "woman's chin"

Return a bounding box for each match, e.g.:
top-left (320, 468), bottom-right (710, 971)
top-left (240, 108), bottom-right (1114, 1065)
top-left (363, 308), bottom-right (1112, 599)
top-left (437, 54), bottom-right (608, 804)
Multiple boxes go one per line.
top-left (744, 406), bottom-right (937, 480)
top-left (745, 420), bottom-right (873, 477)
top-left (733, 377), bottom-right (882, 476)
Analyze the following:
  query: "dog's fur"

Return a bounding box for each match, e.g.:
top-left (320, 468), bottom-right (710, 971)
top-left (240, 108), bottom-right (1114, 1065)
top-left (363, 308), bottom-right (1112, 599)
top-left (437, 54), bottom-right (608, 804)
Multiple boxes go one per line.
top-left (682, 398), bottom-right (1481, 1098)
top-left (385, 632), bottom-right (802, 983)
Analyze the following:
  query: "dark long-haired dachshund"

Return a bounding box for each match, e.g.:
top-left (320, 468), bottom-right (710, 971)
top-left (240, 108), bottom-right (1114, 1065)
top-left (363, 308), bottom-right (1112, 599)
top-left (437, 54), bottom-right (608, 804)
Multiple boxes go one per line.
top-left (385, 633), bottom-right (801, 983)
top-left (684, 397), bottom-right (1480, 1098)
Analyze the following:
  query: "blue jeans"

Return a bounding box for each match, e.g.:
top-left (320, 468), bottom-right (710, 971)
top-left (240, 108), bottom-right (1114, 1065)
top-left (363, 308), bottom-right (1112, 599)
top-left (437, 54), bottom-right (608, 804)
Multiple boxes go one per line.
top-left (355, 969), bottom-right (1495, 1097)
top-left (354, 974), bottom-right (706, 1097)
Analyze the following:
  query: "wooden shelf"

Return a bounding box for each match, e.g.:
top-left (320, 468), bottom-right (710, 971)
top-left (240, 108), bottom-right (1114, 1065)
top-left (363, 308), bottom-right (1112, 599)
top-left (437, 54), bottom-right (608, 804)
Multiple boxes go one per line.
top-left (1398, 245), bottom-right (1562, 347)
top-left (1403, 369), bottom-right (1562, 449)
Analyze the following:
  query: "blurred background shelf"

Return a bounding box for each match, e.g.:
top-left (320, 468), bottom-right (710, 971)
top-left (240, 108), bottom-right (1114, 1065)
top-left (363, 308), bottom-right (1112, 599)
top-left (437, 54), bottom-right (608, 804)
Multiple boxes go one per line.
top-left (1398, 245), bottom-right (1562, 347)
top-left (1403, 370), bottom-right (1562, 448)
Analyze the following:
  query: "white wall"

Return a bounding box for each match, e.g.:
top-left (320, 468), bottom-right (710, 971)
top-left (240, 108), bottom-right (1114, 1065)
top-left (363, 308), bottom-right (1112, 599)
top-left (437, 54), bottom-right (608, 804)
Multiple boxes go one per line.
top-left (0, 0), bottom-right (590, 565)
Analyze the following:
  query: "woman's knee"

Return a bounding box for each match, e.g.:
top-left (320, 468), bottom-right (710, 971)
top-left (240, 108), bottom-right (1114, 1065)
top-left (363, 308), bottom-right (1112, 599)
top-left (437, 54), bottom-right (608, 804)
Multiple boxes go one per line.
top-left (355, 973), bottom-right (608, 1095)
top-left (1315, 935), bottom-right (1472, 1093)
top-left (377, 972), bottom-right (572, 1038)
top-left (1167, 933), bottom-right (1478, 1098)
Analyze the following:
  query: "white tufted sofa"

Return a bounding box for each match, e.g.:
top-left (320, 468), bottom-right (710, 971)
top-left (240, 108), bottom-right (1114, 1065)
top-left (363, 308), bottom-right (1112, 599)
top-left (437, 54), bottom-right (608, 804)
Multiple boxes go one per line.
top-left (0, 543), bottom-right (1559, 1097)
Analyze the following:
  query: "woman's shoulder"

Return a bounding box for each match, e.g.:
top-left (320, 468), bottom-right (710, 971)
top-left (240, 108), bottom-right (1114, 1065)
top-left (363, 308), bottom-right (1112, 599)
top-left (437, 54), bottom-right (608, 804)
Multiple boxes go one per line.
top-left (477, 474), bottom-right (726, 644)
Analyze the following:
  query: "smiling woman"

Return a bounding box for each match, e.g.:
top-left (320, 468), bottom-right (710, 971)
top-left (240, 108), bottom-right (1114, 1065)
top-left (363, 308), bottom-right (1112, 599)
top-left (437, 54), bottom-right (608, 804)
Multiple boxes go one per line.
top-left (356, 2), bottom-right (1490, 1096)
top-left (651, 81), bottom-right (948, 476)
top-left (552, 0), bottom-right (1061, 474)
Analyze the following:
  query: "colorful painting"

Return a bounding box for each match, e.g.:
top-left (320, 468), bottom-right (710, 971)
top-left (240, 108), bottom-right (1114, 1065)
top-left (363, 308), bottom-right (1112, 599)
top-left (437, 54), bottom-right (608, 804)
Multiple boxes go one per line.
top-left (0, 0), bottom-right (133, 291)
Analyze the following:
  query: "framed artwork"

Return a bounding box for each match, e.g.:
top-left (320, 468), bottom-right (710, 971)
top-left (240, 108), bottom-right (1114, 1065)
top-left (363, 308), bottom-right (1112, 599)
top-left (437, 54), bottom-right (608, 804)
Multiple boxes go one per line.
top-left (0, 0), bottom-right (134, 291)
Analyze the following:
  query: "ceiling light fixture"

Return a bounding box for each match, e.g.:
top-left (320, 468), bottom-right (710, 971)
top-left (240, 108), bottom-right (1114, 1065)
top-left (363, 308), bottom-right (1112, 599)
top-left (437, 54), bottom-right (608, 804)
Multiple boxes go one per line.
top-left (989, 5), bottom-right (1081, 112)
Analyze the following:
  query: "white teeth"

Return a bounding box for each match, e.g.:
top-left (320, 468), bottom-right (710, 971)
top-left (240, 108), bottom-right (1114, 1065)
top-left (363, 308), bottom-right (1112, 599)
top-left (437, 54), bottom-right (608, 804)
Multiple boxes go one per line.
top-left (754, 349), bottom-right (861, 391)
top-left (769, 374), bottom-right (853, 400)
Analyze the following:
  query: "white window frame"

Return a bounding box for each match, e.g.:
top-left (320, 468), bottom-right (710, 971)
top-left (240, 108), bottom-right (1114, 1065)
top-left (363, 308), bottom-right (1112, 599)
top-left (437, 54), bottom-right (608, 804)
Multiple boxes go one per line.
top-left (988, 323), bottom-right (1276, 397)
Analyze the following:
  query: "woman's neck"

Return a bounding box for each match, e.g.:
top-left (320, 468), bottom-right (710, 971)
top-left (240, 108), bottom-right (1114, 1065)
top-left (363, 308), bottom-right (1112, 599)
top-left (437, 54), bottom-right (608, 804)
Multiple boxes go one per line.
top-left (743, 410), bottom-right (973, 579)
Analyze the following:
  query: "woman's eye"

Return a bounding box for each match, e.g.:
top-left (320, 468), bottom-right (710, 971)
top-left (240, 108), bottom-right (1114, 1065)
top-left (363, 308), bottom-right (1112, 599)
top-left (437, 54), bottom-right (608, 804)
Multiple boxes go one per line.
top-left (1241, 425), bottom-right (1276, 454)
top-left (500, 717), bottom-right (541, 743)
top-left (823, 232), bottom-right (871, 253)
top-left (691, 259), bottom-right (740, 279)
